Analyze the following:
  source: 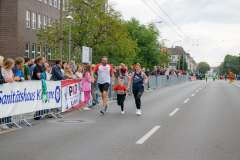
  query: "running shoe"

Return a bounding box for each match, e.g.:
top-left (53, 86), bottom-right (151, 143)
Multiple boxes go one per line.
top-left (105, 105), bottom-right (109, 112)
top-left (95, 99), bottom-right (99, 104)
top-left (136, 109), bottom-right (141, 116)
top-left (121, 111), bottom-right (124, 114)
top-left (100, 109), bottom-right (106, 115)
top-left (136, 109), bottom-right (139, 115)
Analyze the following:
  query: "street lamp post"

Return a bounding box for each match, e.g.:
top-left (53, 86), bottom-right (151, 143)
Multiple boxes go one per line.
top-left (171, 40), bottom-right (181, 69)
top-left (67, 15), bottom-right (73, 64)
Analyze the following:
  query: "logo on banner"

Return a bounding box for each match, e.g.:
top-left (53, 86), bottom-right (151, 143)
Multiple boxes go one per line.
top-left (55, 86), bottom-right (60, 103)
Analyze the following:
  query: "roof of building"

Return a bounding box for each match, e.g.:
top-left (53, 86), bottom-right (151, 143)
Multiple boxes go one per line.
top-left (167, 46), bottom-right (186, 56)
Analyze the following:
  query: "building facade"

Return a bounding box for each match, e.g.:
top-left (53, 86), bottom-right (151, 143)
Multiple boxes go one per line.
top-left (0, 0), bottom-right (65, 60)
top-left (167, 46), bottom-right (195, 71)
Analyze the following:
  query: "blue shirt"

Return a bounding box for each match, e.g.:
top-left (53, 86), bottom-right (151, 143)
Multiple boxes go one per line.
top-left (132, 71), bottom-right (144, 90)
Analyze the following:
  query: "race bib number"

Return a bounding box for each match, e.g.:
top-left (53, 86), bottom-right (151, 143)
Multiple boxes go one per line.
top-left (118, 90), bottom-right (124, 94)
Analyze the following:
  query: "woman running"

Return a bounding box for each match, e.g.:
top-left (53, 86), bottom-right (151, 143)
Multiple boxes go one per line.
top-left (127, 63), bottom-right (148, 116)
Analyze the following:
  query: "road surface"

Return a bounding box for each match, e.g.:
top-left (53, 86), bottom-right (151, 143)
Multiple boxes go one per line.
top-left (1, 79), bottom-right (240, 160)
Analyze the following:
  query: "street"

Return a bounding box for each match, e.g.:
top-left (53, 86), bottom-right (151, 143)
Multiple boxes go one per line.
top-left (1, 79), bottom-right (240, 160)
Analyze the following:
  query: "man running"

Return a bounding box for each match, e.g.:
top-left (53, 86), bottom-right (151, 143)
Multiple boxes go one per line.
top-left (205, 73), bottom-right (208, 82)
top-left (212, 74), bottom-right (216, 82)
top-left (92, 56), bottom-right (114, 115)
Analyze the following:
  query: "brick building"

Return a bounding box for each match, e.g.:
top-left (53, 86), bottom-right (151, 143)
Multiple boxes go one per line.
top-left (0, 0), bottom-right (65, 60)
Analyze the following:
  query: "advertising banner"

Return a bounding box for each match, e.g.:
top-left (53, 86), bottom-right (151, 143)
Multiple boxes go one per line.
top-left (62, 79), bottom-right (84, 112)
top-left (0, 81), bottom-right (62, 118)
top-left (42, 81), bottom-right (62, 110)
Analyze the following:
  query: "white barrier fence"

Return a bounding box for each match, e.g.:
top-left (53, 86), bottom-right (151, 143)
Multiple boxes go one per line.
top-left (0, 75), bottom-right (190, 129)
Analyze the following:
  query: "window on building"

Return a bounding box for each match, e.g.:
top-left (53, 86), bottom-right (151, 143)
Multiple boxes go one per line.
top-left (32, 44), bottom-right (36, 59)
top-left (44, 0), bottom-right (47, 4)
top-left (58, 0), bottom-right (60, 9)
top-left (44, 16), bottom-right (47, 29)
top-left (26, 43), bottom-right (30, 57)
top-left (38, 45), bottom-right (41, 56)
top-left (49, 0), bottom-right (52, 6)
top-left (63, 0), bottom-right (65, 11)
top-left (48, 48), bottom-right (51, 60)
top-left (43, 46), bottom-right (46, 59)
top-left (54, 0), bottom-right (57, 8)
top-left (32, 13), bottom-right (36, 29)
top-left (38, 14), bottom-right (42, 29)
top-left (26, 10), bottom-right (30, 28)
top-left (49, 18), bottom-right (52, 27)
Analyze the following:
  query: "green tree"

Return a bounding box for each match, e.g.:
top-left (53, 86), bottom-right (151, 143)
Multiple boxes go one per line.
top-left (37, 0), bottom-right (138, 64)
top-left (124, 18), bottom-right (162, 69)
top-left (176, 53), bottom-right (188, 71)
top-left (160, 48), bottom-right (171, 69)
top-left (223, 54), bottom-right (240, 75)
top-left (197, 62), bottom-right (210, 74)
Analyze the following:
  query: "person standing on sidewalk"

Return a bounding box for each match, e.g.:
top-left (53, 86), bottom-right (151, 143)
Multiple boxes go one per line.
top-left (82, 64), bottom-right (92, 111)
top-left (127, 63), bottom-right (148, 116)
top-left (92, 56), bottom-right (114, 115)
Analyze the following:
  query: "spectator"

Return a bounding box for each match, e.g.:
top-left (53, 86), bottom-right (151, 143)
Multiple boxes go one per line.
top-left (75, 64), bottom-right (83, 79)
top-left (91, 64), bottom-right (99, 105)
top-left (160, 69), bottom-right (165, 75)
top-left (145, 68), bottom-right (149, 77)
top-left (33, 56), bottom-right (46, 80)
top-left (23, 57), bottom-right (31, 80)
top-left (157, 66), bottom-right (161, 75)
top-left (28, 59), bottom-right (34, 67)
top-left (30, 59), bottom-right (37, 80)
top-left (116, 66), bottom-right (121, 78)
top-left (64, 65), bottom-right (76, 79)
top-left (120, 64), bottom-right (127, 78)
top-left (12, 57), bottom-right (25, 81)
top-left (128, 66), bottom-right (133, 75)
top-left (151, 67), bottom-right (158, 76)
top-left (61, 61), bottom-right (68, 75)
top-left (0, 57), bottom-right (14, 130)
top-left (44, 63), bottom-right (52, 80)
top-left (70, 61), bottom-right (76, 74)
top-left (2, 59), bottom-right (19, 82)
top-left (50, 59), bottom-right (66, 81)
top-left (0, 56), bottom-right (14, 84)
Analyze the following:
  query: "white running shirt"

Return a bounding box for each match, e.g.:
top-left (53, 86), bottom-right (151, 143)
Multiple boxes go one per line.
top-left (93, 63), bottom-right (114, 84)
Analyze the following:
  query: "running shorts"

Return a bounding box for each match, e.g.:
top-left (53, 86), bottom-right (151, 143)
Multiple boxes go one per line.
top-left (98, 83), bottom-right (110, 93)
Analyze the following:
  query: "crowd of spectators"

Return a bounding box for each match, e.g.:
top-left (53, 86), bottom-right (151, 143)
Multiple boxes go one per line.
top-left (0, 55), bottom-right (193, 129)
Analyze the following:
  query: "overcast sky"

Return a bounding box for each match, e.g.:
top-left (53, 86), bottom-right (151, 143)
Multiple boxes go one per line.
top-left (108, 0), bottom-right (240, 66)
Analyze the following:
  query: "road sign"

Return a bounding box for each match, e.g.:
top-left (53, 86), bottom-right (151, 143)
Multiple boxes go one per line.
top-left (82, 46), bottom-right (92, 64)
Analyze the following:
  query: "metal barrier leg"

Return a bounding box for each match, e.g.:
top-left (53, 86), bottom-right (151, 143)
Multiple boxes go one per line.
top-left (23, 119), bottom-right (32, 126)
top-left (13, 122), bottom-right (22, 129)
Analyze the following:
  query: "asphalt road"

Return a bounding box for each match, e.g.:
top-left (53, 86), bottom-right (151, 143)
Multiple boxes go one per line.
top-left (1, 79), bottom-right (240, 160)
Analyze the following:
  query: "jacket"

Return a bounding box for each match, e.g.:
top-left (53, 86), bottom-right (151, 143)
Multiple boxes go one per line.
top-left (50, 65), bottom-right (66, 81)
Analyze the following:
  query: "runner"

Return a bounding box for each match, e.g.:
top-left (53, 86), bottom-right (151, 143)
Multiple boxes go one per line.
top-left (205, 73), bottom-right (208, 82)
top-left (92, 56), bottom-right (114, 115)
top-left (112, 78), bottom-right (127, 114)
top-left (212, 74), bottom-right (216, 82)
top-left (127, 63), bottom-right (148, 116)
top-left (229, 71), bottom-right (234, 83)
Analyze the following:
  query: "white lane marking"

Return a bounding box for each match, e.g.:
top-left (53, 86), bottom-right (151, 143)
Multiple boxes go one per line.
top-left (202, 86), bottom-right (204, 87)
top-left (136, 126), bottom-right (161, 144)
top-left (196, 90), bottom-right (199, 92)
top-left (183, 99), bottom-right (189, 103)
top-left (199, 88), bottom-right (201, 89)
top-left (233, 82), bottom-right (240, 88)
top-left (169, 108), bottom-right (180, 116)
top-left (191, 94), bottom-right (195, 97)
